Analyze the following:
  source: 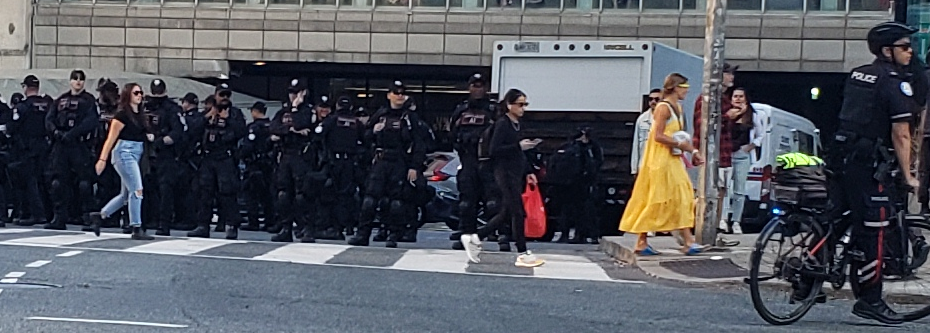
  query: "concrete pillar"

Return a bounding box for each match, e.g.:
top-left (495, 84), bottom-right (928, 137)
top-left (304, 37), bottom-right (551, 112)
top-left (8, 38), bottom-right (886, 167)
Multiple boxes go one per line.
top-left (0, 0), bottom-right (31, 69)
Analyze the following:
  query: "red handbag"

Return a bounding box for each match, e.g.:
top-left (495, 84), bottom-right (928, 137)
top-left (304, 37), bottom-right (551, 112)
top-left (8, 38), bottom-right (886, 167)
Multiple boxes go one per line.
top-left (523, 184), bottom-right (547, 238)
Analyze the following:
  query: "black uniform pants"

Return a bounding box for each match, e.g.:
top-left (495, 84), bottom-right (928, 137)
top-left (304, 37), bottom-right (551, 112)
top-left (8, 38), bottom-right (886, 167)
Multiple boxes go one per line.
top-left (0, 162), bottom-right (9, 223)
top-left (243, 161), bottom-right (275, 226)
top-left (10, 145), bottom-right (48, 222)
top-left (358, 157), bottom-right (408, 234)
top-left (275, 153), bottom-right (312, 230)
top-left (198, 154), bottom-right (240, 228)
top-left (457, 154), bottom-right (500, 235)
top-left (479, 168), bottom-right (527, 253)
top-left (838, 160), bottom-right (898, 303)
top-left (156, 157), bottom-right (190, 230)
top-left (319, 157), bottom-right (357, 232)
top-left (49, 141), bottom-right (95, 221)
top-left (554, 182), bottom-right (599, 239)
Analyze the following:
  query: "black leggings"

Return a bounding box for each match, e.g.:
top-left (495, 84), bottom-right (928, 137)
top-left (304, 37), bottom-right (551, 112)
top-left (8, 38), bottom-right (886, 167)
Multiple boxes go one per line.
top-left (479, 168), bottom-right (528, 253)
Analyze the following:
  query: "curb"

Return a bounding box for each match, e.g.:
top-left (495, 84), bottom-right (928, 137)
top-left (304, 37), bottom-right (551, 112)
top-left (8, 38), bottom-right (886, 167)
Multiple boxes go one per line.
top-left (599, 238), bottom-right (930, 304)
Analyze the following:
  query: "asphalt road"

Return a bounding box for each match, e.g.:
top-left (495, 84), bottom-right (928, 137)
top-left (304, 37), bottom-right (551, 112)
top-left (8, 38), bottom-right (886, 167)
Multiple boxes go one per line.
top-left (0, 227), bottom-right (929, 332)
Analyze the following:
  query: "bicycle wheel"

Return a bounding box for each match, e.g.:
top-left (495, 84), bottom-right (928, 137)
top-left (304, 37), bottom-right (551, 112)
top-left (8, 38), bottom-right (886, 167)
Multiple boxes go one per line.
top-left (849, 219), bottom-right (930, 321)
top-left (749, 214), bottom-right (827, 325)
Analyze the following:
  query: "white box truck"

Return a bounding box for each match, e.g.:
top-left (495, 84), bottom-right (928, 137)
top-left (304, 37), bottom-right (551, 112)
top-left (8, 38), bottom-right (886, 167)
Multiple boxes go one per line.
top-left (490, 40), bottom-right (704, 237)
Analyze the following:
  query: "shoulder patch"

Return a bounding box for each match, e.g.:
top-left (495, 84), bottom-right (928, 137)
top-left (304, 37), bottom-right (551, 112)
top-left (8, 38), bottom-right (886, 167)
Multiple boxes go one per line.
top-left (901, 82), bottom-right (913, 96)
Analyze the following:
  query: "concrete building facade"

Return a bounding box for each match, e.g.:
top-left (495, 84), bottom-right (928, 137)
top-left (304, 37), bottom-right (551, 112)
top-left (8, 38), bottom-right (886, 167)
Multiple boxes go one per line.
top-left (1, 1), bottom-right (894, 77)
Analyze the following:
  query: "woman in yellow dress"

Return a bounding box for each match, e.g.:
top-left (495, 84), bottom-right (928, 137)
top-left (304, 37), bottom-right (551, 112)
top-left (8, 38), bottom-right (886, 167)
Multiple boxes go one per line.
top-left (619, 73), bottom-right (708, 255)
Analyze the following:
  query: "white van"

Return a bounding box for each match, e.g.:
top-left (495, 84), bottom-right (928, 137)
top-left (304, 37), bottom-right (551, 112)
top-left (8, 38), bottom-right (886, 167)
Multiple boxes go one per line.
top-left (739, 103), bottom-right (821, 231)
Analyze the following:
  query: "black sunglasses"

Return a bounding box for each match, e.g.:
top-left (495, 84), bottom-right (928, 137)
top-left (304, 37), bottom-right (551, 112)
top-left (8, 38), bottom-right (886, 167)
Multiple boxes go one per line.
top-left (218, 91), bottom-right (231, 98)
top-left (132, 90), bottom-right (143, 96)
top-left (649, 97), bottom-right (660, 102)
top-left (71, 75), bottom-right (85, 81)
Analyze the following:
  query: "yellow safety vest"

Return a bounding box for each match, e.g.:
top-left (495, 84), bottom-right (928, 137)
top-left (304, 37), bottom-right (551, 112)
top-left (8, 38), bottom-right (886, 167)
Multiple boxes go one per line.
top-left (776, 152), bottom-right (824, 169)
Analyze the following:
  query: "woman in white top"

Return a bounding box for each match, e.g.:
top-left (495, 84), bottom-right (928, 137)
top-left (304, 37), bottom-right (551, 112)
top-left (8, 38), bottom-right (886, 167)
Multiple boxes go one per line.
top-left (724, 87), bottom-right (764, 234)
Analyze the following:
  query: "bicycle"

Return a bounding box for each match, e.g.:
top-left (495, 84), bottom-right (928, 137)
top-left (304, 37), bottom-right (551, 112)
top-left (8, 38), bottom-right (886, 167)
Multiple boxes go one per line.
top-left (747, 176), bottom-right (930, 325)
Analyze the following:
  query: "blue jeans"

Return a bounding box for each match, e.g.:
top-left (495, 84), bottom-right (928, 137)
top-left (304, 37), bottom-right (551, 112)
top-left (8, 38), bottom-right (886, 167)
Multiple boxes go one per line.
top-left (101, 140), bottom-right (144, 227)
top-left (729, 150), bottom-right (751, 224)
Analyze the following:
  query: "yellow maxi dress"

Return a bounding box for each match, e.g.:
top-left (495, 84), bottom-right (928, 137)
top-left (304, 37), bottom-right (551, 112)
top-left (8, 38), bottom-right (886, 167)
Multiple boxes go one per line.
top-left (619, 104), bottom-right (695, 234)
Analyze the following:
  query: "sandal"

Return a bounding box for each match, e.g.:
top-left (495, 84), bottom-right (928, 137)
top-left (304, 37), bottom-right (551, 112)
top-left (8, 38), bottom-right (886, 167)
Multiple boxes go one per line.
top-left (635, 245), bottom-right (661, 256)
top-left (681, 243), bottom-right (710, 255)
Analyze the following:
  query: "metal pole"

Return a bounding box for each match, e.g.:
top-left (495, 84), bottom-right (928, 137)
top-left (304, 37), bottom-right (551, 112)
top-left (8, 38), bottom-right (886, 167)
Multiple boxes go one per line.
top-left (695, 0), bottom-right (726, 246)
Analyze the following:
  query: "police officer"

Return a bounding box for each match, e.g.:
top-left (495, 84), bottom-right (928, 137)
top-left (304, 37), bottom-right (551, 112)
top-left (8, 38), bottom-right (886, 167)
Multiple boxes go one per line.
top-left (347, 81), bottom-right (427, 248)
top-left (45, 69), bottom-right (98, 230)
top-left (239, 102), bottom-right (275, 232)
top-left (270, 79), bottom-right (317, 243)
top-left (0, 93), bottom-right (12, 227)
top-left (178, 92), bottom-right (205, 231)
top-left (91, 78), bottom-right (122, 229)
top-left (187, 84), bottom-right (247, 239)
top-left (8, 75), bottom-right (52, 227)
top-left (451, 74), bottom-right (501, 256)
top-left (145, 79), bottom-right (187, 236)
top-left (824, 22), bottom-right (921, 324)
top-left (318, 95), bottom-right (364, 240)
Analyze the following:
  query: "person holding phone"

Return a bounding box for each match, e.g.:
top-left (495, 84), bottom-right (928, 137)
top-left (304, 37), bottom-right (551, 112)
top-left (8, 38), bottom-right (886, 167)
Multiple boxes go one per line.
top-left (723, 88), bottom-right (762, 234)
top-left (89, 83), bottom-right (155, 240)
top-left (466, 88), bottom-right (545, 267)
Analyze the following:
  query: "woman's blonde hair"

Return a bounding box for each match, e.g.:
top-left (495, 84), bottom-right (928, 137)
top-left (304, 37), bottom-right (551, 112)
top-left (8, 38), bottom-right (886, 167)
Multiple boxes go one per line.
top-left (661, 73), bottom-right (689, 99)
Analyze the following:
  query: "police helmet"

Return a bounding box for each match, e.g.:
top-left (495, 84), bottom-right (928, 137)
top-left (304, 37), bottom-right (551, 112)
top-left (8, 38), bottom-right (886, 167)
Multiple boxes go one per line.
top-left (867, 21), bottom-right (918, 56)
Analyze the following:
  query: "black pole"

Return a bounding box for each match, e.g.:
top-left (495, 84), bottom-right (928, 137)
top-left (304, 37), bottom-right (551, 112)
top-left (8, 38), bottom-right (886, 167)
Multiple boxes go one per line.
top-left (895, 0), bottom-right (908, 23)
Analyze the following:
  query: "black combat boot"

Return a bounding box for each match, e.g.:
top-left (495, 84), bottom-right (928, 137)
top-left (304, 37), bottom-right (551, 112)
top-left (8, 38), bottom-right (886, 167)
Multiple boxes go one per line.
top-left (187, 225), bottom-right (211, 238)
top-left (225, 225), bottom-right (238, 240)
top-left (498, 235), bottom-right (512, 252)
top-left (131, 226), bottom-right (155, 240)
top-left (299, 225), bottom-right (315, 243)
top-left (88, 212), bottom-right (102, 237)
top-left (373, 228), bottom-right (388, 242)
top-left (347, 229), bottom-right (370, 246)
top-left (214, 223), bottom-right (225, 233)
top-left (400, 227), bottom-right (417, 243)
top-left (852, 299), bottom-right (904, 325)
top-left (43, 215), bottom-right (67, 230)
top-left (271, 223), bottom-right (293, 243)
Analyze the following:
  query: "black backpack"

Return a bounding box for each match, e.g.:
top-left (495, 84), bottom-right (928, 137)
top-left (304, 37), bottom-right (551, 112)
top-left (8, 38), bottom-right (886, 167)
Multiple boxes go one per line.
top-left (545, 142), bottom-right (583, 185)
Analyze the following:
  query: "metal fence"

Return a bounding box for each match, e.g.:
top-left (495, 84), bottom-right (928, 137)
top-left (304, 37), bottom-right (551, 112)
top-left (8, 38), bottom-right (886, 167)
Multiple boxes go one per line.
top-left (46, 0), bottom-right (890, 14)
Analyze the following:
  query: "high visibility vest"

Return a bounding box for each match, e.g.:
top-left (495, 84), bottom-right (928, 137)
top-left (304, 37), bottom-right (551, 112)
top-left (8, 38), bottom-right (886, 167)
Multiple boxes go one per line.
top-left (776, 152), bottom-right (824, 169)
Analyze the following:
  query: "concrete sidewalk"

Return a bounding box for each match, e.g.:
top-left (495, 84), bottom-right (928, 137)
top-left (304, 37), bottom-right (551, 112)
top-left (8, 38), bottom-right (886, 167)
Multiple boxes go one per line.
top-left (599, 233), bottom-right (930, 302)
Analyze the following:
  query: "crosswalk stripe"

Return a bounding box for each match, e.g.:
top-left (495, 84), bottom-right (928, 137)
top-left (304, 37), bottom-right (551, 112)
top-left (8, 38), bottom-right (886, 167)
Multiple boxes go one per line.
top-left (252, 243), bottom-right (351, 265)
top-left (123, 238), bottom-right (244, 256)
top-left (390, 249), bottom-right (469, 274)
top-left (0, 233), bottom-right (122, 247)
top-left (533, 254), bottom-right (614, 282)
top-left (0, 229), bottom-right (36, 234)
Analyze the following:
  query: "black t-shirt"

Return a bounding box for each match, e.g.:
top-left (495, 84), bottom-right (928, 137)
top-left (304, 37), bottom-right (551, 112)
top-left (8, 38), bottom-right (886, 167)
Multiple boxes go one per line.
top-left (114, 110), bottom-right (147, 142)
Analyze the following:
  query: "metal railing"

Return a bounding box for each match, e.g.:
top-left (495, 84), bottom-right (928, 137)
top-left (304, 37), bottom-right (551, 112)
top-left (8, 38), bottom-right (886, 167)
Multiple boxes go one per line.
top-left (49, 0), bottom-right (890, 14)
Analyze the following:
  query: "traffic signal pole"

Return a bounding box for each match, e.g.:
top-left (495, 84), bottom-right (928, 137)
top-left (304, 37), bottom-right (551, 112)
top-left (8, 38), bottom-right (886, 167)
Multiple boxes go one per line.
top-left (695, 0), bottom-right (727, 245)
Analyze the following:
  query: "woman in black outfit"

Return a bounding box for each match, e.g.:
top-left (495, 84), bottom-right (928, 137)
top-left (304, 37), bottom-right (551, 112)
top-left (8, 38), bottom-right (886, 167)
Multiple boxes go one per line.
top-left (471, 89), bottom-right (545, 268)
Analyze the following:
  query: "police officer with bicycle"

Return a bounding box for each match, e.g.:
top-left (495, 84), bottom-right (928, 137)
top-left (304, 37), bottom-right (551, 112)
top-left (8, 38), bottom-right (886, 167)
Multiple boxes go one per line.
top-left (828, 22), bottom-right (922, 324)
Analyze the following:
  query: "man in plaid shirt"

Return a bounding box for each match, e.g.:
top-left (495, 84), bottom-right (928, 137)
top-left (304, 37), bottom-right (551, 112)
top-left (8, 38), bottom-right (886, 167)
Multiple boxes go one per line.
top-left (692, 63), bottom-right (740, 247)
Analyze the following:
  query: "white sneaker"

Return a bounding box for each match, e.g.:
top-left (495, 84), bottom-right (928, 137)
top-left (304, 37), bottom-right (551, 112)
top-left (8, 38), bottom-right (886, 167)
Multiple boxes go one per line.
top-left (647, 231), bottom-right (656, 237)
top-left (460, 234), bottom-right (482, 263)
top-left (515, 251), bottom-right (545, 268)
top-left (731, 222), bottom-right (743, 235)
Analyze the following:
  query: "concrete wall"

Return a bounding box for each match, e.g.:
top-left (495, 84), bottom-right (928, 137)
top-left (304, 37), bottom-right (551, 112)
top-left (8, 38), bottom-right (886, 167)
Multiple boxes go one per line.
top-left (0, 0), bottom-right (31, 69)
top-left (26, 4), bottom-right (890, 76)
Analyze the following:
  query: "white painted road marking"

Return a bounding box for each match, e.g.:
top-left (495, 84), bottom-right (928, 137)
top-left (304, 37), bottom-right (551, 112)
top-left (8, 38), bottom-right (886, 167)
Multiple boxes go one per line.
top-left (4, 272), bottom-right (25, 278)
top-left (252, 242), bottom-right (350, 264)
top-left (391, 249), bottom-right (469, 274)
top-left (25, 317), bottom-right (189, 328)
top-left (0, 233), bottom-right (121, 247)
top-left (56, 251), bottom-right (83, 257)
top-left (123, 238), bottom-right (242, 256)
top-left (25, 260), bottom-right (52, 268)
top-left (1, 278), bottom-right (18, 283)
top-left (0, 229), bottom-right (35, 234)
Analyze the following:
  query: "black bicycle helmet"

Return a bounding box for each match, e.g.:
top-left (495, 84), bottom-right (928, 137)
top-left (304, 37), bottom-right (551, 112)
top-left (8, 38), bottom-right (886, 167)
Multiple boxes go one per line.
top-left (867, 21), bottom-right (918, 56)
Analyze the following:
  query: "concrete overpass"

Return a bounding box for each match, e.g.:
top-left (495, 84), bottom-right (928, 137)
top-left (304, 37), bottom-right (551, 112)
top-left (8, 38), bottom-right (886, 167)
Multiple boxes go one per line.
top-left (1, 1), bottom-right (892, 77)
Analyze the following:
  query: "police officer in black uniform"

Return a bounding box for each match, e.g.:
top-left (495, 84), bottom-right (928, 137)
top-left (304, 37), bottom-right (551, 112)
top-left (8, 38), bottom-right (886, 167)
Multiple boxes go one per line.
top-left (8, 75), bottom-right (52, 227)
top-left (187, 84), bottom-right (247, 240)
top-left (145, 79), bottom-right (187, 236)
top-left (239, 102), bottom-right (275, 232)
top-left (178, 92), bottom-right (205, 231)
top-left (347, 81), bottom-right (427, 248)
top-left (0, 94), bottom-right (12, 227)
top-left (824, 22), bottom-right (921, 324)
top-left (45, 69), bottom-right (98, 230)
top-left (92, 78), bottom-right (123, 229)
top-left (270, 79), bottom-right (317, 243)
top-left (318, 95), bottom-right (364, 240)
top-left (451, 74), bottom-right (502, 255)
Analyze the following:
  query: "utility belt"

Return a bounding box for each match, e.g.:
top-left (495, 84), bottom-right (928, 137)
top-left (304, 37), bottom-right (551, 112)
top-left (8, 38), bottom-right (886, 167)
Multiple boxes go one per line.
top-left (834, 130), bottom-right (896, 182)
top-left (330, 152), bottom-right (355, 160)
top-left (374, 148), bottom-right (406, 162)
top-left (200, 148), bottom-right (234, 159)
